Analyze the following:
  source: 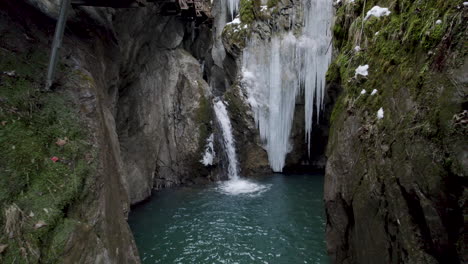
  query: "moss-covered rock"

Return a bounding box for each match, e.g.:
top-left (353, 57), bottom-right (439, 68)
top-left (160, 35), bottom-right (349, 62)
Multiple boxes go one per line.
top-left (0, 42), bottom-right (95, 264)
top-left (325, 0), bottom-right (467, 263)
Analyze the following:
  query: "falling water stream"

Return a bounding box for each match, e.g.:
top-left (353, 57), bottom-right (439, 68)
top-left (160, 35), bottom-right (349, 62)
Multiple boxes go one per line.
top-left (214, 100), bottom-right (270, 195)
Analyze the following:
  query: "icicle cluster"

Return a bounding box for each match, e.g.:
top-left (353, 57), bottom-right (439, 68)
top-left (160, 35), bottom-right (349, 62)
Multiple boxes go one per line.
top-left (241, 0), bottom-right (333, 172)
top-left (223, 0), bottom-right (240, 20)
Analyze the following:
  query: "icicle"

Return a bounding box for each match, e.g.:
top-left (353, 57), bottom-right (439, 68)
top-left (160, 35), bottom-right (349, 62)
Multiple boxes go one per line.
top-left (241, 0), bottom-right (333, 172)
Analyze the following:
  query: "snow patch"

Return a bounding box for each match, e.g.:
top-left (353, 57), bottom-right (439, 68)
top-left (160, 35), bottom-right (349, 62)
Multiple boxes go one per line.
top-left (365, 6), bottom-right (391, 20)
top-left (377, 108), bottom-right (384, 119)
top-left (227, 17), bottom-right (241, 25)
top-left (360, 89), bottom-right (366, 95)
top-left (371, 89), bottom-right (378, 95)
top-left (355, 64), bottom-right (369, 77)
top-left (435, 19), bottom-right (442, 25)
top-left (354, 45), bottom-right (361, 52)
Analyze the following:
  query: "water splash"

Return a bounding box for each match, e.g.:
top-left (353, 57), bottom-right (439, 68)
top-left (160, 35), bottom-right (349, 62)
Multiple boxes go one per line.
top-left (213, 99), bottom-right (271, 195)
top-left (242, 0), bottom-right (333, 172)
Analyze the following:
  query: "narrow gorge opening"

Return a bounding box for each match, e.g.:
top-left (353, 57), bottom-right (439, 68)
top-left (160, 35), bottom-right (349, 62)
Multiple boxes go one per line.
top-left (2, 0), bottom-right (464, 263)
top-left (127, 0), bottom-right (333, 262)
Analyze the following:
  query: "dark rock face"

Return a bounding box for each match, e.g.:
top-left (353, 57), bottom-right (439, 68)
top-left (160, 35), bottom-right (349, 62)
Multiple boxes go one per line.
top-left (113, 9), bottom-right (213, 203)
top-left (0, 1), bottom-right (139, 263)
top-left (1, 0), bottom-right (216, 262)
top-left (325, 1), bottom-right (467, 263)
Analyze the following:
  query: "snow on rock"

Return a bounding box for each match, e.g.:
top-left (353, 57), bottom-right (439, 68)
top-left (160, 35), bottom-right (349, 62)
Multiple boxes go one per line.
top-left (365, 6), bottom-right (391, 20)
top-left (371, 89), bottom-right (378, 95)
top-left (227, 17), bottom-right (241, 25)
top-left (355, 64), bottom-right (369, 77)
top-left (377, 107), bottom-right (384, 119)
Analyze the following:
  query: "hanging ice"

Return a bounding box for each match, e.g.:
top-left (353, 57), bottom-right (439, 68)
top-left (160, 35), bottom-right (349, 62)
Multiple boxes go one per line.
top-left (223, 0), bottom-right (240, 20)
top-left (242, 34), bottom-right (300, 172)
top-left (241, 0), bottom-right (333, 172)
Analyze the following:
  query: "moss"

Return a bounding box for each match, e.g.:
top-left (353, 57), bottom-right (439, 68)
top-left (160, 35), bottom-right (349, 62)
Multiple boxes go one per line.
top-left (240, 0), bottom-right (259, 24)
top-left (195, 87), bottom-right (212, 154)
top-left (266, 0), bottom-right (280, 9)
top-left (0, 47), bottom-right (94, 262)
top-left (42, 219), bottom-right (80, 263)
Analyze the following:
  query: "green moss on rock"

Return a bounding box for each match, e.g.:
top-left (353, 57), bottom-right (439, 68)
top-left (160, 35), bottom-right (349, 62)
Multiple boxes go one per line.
top-left (0, 47), bottom-right (94, 263)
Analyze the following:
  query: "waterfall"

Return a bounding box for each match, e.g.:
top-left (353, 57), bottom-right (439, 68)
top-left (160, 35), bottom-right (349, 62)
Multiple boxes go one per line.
top-left (214, 99), bottom-right (271, 195)
top-left (213, 100), bottom-right (239, 180)
top-left (241, 0), bottom-right (333, 172)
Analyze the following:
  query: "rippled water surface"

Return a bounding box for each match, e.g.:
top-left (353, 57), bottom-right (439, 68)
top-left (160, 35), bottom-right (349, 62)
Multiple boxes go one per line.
top-left (129, 174), bottom-right (328, 264)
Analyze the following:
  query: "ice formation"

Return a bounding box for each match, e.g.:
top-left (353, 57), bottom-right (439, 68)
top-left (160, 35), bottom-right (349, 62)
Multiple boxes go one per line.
top-left (241, 0), bottom-right (333, 172)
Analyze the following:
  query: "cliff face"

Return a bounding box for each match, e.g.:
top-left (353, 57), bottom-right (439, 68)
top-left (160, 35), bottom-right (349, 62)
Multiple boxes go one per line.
top-left (325, 1), bottom-right (467, 263)
top-left (0, 0), bottom-right (214, 262)
top-left (113, 9), bottom-right (214, 204)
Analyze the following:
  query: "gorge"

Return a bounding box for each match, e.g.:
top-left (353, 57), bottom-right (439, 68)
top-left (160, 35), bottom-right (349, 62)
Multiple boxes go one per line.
top-left (0, 0), bottom-right (466, 263)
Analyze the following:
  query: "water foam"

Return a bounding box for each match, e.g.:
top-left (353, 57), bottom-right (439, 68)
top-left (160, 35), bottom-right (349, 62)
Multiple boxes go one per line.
top-left (214, 99), bottom-right (270, 196)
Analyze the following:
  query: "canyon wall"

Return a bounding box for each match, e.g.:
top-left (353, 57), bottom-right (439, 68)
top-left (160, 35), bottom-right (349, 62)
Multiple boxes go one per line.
top-left (325, 1), bottom-right (467, 263)
top-left (0, 0), bottom-right (216, 262)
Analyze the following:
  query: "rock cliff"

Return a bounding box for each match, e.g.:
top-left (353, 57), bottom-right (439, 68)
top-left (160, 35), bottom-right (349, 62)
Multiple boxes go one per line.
top-left (0, 0), bottom-right (215, 262)
top-left (325, 1), bottom-right (467, 263)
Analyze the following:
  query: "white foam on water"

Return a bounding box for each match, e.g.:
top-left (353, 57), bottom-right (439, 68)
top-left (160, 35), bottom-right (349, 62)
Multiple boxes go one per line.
top-left (214, 99), bottom-right (271, 196)
top-left (217, 178), bottom-right (271, 196)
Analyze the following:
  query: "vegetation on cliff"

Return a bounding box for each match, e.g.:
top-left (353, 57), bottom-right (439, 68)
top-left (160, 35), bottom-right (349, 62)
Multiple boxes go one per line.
top-left (0, 46), bottom-right (94, 263)
top-left (326, 0), bottom-right (466, 263)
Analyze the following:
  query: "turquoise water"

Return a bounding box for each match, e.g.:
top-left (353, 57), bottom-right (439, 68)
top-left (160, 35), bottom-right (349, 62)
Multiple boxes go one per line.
top-left (129, 174), bottom-right (328, 264)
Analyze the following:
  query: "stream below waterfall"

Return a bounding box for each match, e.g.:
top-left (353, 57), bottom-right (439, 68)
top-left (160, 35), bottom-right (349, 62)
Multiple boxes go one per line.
top-left (129, 174), bottom-right (328, 263)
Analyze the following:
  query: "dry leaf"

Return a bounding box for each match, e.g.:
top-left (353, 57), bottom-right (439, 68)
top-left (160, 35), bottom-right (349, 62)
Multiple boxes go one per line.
top-left (55, 138), bottom-right (68, 146)
top-left (0, 244), bottom-right (7, 254)
top-left (34, 220), bottom-right (47, 229)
